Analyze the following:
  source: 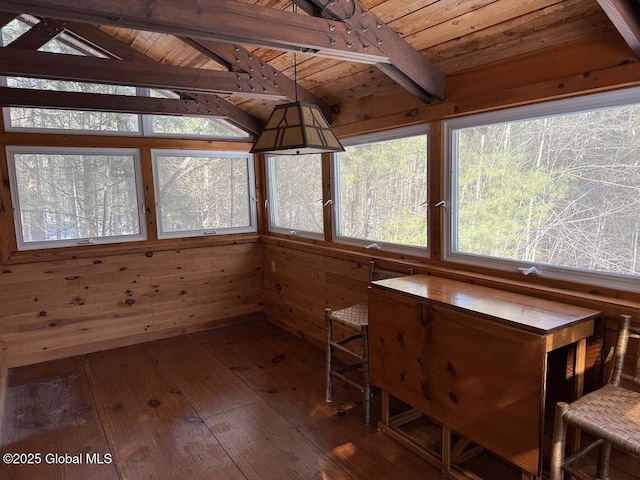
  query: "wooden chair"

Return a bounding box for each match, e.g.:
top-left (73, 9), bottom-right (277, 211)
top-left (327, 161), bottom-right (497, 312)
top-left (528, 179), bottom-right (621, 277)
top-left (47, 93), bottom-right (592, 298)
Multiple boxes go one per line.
top-left (325, 261), bottom-right (413, 425)
top-left (550, 314), bottom-right (640, 480)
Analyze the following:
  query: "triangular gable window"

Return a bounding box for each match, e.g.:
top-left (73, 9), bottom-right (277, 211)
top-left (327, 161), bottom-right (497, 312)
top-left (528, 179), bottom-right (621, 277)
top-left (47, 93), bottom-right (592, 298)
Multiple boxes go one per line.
top-left (1, 26), bottom-right (252, 139)
top-left (0, 15), bottom-right (32, 46)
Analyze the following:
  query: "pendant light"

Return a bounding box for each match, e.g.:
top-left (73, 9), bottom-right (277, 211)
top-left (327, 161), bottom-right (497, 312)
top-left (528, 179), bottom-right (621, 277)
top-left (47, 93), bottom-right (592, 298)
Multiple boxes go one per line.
top-left (250, 4), bottom-right (344, 155)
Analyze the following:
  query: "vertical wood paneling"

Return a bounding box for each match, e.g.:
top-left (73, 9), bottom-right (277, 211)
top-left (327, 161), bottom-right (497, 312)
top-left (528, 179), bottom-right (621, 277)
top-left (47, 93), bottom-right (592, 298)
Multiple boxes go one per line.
top-left (0, 242), bottom-right (263, 367)
top-left (262, 242), bottom-right (371, 348)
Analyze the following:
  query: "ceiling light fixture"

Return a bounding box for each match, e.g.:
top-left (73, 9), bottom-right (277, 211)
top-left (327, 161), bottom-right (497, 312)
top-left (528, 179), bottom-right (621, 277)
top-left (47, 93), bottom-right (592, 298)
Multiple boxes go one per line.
top-left (250, 4), bottom-right (344, 155)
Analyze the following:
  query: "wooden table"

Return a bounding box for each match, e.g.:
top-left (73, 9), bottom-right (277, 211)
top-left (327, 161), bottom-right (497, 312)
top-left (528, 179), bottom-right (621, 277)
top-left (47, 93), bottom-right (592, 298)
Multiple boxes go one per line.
top-left (368, 274), bottom-right (601, 480)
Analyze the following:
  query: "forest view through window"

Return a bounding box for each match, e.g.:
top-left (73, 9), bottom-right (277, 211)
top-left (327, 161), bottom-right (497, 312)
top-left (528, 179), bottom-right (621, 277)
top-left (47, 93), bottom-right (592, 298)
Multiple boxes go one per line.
top-left (8, 148), bottom-right (145, 250)
top-left (267, 154), bottom-right (323, 235)
top-left (449, 91), bottom-right (640, 282)
top-left (153, 151), bottom-right (256, 239)
top-left (335, 131), bottom-right (428, 250)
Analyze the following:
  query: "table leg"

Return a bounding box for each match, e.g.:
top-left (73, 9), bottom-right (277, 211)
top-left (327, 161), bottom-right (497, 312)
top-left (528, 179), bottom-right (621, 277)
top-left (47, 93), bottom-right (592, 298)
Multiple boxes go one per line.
top-left (571, 338), bottom-right (587, 452)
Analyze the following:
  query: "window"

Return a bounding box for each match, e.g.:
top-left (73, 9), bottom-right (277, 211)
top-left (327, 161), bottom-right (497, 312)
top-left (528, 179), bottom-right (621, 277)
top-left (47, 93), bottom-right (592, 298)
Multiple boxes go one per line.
top-left (145, 90), bottom-right (251, 139)
top-left (152, 150), bottom-right (256, 238)
top-left (446, 88), bottom-right (640, 290)
top-left (4, 77), bottom-right (140, 133)
top-left (333, 126), bottom-right (429, 252)
top-left (0, 16), bottom-right (31, 46)
top-left (266, 154), bottom-right (323, 237)
top-left (7, 147), bottom-right (146, 250)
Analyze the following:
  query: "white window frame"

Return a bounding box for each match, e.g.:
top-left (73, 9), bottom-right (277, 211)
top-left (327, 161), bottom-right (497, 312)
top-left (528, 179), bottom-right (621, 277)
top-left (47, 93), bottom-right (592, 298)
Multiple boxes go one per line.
top-left (444, 87), bottom-right (640, 292)
top-left (265, 154), bottom-right (325, 240)
top-left (0, 76), bottom-right (143, 136)
top-left (151, 149), bottom-right (257, 239)
top-left (1, 81), bottom-right (252, 140)
top-left (332, 124), bottom-right (430, 256)
top-left (7, 146), bottom-right (147, 250)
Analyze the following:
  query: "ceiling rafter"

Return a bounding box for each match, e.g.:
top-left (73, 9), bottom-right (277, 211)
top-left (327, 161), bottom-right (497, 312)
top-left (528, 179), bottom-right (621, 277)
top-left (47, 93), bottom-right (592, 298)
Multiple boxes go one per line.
top-left (0, 11), bottom-right (17, 28)
top-left (0, 0), bottom-right (445, 102)
top-left (179, 37), bottom-right (332, 119)
top-left (0, 85), bottom-right (263, 130)
top-left (596, 0), bottom-right (640, 56)
top-left (0, 46), bottom-right (289, 97)
top-left (293, 0), bottom-right (445, 103)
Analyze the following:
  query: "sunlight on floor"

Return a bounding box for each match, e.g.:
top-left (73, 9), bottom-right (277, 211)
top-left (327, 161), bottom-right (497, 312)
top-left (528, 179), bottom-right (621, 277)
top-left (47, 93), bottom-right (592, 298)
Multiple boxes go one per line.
top-left (332, 441), bottom-right (357, 459)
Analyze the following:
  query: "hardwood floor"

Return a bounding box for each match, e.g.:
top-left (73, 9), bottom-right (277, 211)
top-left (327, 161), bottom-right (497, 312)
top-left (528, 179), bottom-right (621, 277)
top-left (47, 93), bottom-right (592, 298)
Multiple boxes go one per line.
top-left (0, 318), bottom-right (446, 480)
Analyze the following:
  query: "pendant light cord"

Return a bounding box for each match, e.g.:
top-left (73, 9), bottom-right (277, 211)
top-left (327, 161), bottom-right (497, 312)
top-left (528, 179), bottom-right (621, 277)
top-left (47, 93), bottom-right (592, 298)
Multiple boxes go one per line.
top-left (292, 1), bottom-right (299, 102)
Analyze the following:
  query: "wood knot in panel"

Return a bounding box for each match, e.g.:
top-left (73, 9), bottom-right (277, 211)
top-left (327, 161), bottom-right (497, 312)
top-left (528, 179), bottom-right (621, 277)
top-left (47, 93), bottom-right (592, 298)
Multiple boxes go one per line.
top-left (421, 383), bottom-right (431, 400)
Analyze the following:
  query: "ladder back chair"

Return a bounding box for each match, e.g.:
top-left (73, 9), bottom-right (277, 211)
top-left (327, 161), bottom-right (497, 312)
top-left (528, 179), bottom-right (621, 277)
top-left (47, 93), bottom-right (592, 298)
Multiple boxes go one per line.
top-left (325, 261), bottom-right (414, 425)
top-left (550, 314), bottom-right (640, 480)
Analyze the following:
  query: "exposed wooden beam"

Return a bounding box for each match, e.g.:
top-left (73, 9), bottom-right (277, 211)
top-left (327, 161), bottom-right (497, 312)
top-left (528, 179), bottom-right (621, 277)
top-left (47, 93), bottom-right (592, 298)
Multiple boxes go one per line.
top-left (0, 12), bottom-right (17, 28)
top-left (1, 0), bottom-right (444, 102)
top-left (293, 0), bottom-right (445, 103)
top-left (0, 0), bottom-right (388, 64)
top-left (0, 86), bottom-right (262, 135)
top-left (179, 37), bottom-right (332, 119)
top-left (0, 15), bottom-right (263, 134)
top-left (597, 0), bottom-right (640, 56)
top-left (0, 48), bottom-right (288, 100)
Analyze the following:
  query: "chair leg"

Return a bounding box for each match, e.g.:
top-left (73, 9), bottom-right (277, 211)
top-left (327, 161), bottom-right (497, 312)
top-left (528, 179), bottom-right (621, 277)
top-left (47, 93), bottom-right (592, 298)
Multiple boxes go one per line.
top-left (325, 309), bottom-right (332, 403)
top-left (596, 442), bottom-right (611, 480)
top-left (550, 402), bottom-right (569, 480)
top-left (362, 324), bottom-right (371, 425)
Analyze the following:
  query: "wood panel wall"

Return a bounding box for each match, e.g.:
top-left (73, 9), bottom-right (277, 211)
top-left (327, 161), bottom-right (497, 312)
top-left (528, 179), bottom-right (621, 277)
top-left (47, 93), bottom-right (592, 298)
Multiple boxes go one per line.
top-left (0, 242), bottom-right (263, 367)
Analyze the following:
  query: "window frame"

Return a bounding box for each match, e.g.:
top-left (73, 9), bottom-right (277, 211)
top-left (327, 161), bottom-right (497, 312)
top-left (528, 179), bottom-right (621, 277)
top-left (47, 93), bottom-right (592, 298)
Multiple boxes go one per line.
top-left (265, 153), bottom-right (325, 240)
top-left (6, 145), bottom-right (147, 251)
top-left (151, 149), bottom-right (257, 240)
top-left (331, 124), bottom-right (430, 256)
top-left (443, 87), bottom-right (640, 292)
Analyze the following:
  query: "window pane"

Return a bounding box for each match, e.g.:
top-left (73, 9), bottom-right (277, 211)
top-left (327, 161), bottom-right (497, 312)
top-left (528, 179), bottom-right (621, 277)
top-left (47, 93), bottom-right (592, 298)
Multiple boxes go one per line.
top-left (268, 154), bottom-right (323, 234)
top-left (147, 89), bottom-right (250, 139)
top-left (453, 104), bottom-right (640, 276)
top-left (38, 32), bottom-right (108, 57)
top-left (7, 107), bottom-right (139, 132)
top-left (154, 152), bottom-right (255, 237)
top-left (6, 77), bottom-right (139, 133)
top-left (1, 17), bottom-right (31, 46)
top-left (336, 134), bottom-right (428, 247)
top-left (151, 114), bottom-right (249, 138)
top-left (10, 150), bottom-right (144, 248)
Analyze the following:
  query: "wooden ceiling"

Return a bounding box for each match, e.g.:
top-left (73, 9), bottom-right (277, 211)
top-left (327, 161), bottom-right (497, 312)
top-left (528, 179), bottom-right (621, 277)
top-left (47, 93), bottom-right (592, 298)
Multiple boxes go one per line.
top-left (0, 0), bottom-right (638, 136)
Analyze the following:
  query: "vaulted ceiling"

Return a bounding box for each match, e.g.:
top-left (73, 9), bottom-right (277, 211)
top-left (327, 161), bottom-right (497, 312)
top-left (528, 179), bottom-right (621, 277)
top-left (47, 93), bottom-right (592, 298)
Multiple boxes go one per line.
top-left (0, 0), bottom-right (638, 138)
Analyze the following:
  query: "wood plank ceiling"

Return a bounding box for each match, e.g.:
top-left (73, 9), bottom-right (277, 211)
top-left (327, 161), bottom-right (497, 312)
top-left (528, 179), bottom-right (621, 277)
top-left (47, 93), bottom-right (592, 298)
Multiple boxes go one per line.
top-left (0, 0), bottom-right (638, 136)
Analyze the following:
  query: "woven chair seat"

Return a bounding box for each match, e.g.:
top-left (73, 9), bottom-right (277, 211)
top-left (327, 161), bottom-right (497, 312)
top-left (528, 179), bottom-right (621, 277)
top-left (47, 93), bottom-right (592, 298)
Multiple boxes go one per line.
top-left (564, 384), bottom-right (640, 456)
top-left (328, 303), bottom-right (368, 329)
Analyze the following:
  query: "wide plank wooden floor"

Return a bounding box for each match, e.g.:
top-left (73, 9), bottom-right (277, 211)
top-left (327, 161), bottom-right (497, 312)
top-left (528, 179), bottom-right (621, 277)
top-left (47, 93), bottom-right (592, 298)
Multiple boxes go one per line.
top-left (0, 318), bottom-right (448, 480)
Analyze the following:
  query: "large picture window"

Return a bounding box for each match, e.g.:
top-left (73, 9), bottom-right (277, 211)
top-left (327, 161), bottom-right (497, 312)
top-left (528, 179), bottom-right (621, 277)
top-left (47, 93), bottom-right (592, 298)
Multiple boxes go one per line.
top-left (152, 150), bottom-right (256, 239)
top-left (7, 147), bottom-right (146, 250)
top-left (266, 154), bottom-right (323, 237)
top-left (334, 127), bottom-right (429, 252)
top-left (446, 88), bottom-right (640, 289)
